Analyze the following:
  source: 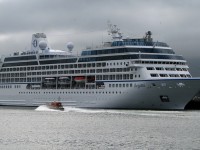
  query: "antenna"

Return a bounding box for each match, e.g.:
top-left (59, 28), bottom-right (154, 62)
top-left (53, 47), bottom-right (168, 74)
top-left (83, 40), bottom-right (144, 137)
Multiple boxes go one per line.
top-left (144, 31), bottom-right (153, 42)
top-left (107, 21), bottom-right (123, 41)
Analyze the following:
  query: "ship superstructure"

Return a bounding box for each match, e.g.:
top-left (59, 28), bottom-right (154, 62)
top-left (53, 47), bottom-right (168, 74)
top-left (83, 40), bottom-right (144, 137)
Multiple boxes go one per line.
top-left (0, 24), bottom-right (199, 109)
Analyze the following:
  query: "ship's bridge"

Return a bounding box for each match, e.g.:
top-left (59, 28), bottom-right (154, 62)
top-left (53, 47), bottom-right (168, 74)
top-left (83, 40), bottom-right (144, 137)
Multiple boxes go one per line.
top-left (111, 39), bottom-right (169, 47)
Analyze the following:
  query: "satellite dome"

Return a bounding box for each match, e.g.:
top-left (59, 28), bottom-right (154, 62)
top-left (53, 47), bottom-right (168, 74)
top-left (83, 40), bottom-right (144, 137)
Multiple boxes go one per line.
top-left (39, 41), bottom-right (47, 50)
top-left (67, 42), bottom-right (74, 52)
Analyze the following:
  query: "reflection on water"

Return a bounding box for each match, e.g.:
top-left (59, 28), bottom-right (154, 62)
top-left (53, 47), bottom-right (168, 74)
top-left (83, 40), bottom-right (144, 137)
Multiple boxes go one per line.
top-left (0, 106), bottom-right (200, 149)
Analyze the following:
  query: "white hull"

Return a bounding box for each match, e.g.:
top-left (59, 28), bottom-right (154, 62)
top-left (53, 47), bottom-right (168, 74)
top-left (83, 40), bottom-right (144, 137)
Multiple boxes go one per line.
top-left (0, 79), bottom-right (200, 110)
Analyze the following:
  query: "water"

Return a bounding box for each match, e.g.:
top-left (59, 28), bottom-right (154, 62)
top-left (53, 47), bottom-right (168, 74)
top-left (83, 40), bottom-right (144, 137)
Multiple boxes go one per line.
top-left (0, 107), bottom-right (200, 150)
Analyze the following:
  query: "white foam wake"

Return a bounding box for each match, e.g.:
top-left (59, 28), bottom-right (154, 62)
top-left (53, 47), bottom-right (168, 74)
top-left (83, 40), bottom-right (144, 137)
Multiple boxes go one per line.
top-left (35, 105), bottom-right (62, 112)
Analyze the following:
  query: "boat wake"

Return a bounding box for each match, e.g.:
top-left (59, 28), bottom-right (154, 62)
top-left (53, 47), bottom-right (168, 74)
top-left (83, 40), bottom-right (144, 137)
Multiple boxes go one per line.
top-left (35, 106), bottom-right (184, 118)
top-left (35, 105), bottom-right (63, 112)
top-left (35, 105), bottom-right (130, 114)
top-left (35, 105), bottom-right (122, 113)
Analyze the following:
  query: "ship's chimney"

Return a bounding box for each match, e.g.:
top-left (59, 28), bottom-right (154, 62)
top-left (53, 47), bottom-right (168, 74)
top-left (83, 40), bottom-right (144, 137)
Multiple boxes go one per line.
top-left (31, 33), bottom-right (51, 51)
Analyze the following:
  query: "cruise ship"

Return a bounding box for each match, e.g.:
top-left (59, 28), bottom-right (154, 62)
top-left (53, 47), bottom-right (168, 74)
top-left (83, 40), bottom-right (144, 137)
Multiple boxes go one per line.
top-left (0, 24), bottom-right (200, 109)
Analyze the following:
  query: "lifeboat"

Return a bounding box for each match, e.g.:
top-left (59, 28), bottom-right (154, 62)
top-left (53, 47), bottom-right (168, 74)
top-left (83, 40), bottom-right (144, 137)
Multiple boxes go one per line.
top-left (74, 76), bottom-right (86, 83)
top-left (44, 77), bottom-right (56, 85)
top-left (47, 101), bottom-right (64, 111)
top-left (58, 77), bottom-right (71, 84)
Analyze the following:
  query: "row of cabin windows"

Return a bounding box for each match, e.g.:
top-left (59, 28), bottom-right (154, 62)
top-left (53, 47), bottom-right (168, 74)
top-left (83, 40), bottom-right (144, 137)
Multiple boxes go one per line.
top-left (109, 83), bottom-right (133, 88)
top-left (147, 67), bottom-right (188, 71)
top-left (150, 74), bottom-right (191, 78)
top-left (107, 62), bottom-right (128, 66)
top-left (96, 74), bottom-right (140, 80)
top-left (134, 60), bottom-right (186, 65)
top-left (19, 91), bottom-right (123, 95)
top-left (0, 85), bottom-right (21, 89)
top-left (0, 78), bottom-right (41, 83)
top-left (0, 62), bottom-right (107, 72)
top-left (0, 67), bottom-right (137, 78)
top-left (1, 61), bottom-right (131, 73)
top-left (81, 47), bottom-right (173, 56)
top-left (0, 73), bottom-right (139, 83)
top-left (78, 54), bottom-right (184, 63)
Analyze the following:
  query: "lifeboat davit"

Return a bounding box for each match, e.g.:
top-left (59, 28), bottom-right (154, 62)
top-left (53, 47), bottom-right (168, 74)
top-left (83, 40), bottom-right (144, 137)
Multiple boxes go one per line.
top-left (74, 76), bottom-right (85, 83)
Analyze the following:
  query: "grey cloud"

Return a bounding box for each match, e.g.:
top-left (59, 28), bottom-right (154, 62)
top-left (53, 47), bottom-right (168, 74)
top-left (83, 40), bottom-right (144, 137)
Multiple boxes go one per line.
top-left (0, 0), bottom-right (200, 76)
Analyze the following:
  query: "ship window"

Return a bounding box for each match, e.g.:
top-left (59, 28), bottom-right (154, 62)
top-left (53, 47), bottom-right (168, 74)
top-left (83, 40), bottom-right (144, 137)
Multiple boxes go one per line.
top-left (186, 74), bottom-right (191, 78)
top-left (81, 70), bottom-right (85, 73)
top-left (126, 74), bottom-right (130, 79)
top-left (156, 67), bottom-right (164, 70)
top-left (54, 65), bottom-right (57, 69)
top-left (160, 74), bottom-right (168, 77)
top-left (87, 63), bottom-right (91, 67)
top-left (90, 69), bottom-right (95, 73)
top-left (102, 62), bottom-right (106, 67)
top-left (165, 68), bottom-right (176, 71)
top-left (146, 67), bottom-right (155, 70)
top-left (110, 68), bottom-right (115, 72)
top-left (97, 69), bottom-right (102, 73)
top-left (130, 74), bottom-right (133, 79)
top-left (97, 63), bottom-right (101, 67)
top-left (123, 84), bottom-right (125, 87)
top-left (176, 68), bottom-right (182, 71)
top-left (65, 65), bottom-right (68, 68)
top-left (78, 64), bottom-right (82, 68)
top-left (151, 74), bottom-right (159, 77)
top-left (169, 74), bottom-right (179, 77)
top-left (103, 75), bottom-right (108, 80)
top-left (69, 70), bottom-right (74, 74)
top-left (123, 74), bottom-right (126, 80)
top-left (119, 75), bottom-right (122, 80)
top-left (103, 69), bottom-right (109, 73)
top-left (82, 64), bottom-right (86, 68)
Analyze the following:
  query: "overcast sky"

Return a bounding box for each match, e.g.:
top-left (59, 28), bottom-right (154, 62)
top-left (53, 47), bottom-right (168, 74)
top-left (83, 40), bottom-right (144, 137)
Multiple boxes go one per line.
top-left (0, 0), bottom-right (200, 76)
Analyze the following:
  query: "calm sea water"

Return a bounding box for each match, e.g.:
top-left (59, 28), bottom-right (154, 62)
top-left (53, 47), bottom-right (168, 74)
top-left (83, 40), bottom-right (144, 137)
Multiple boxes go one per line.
top-left (0, 106), bottom-right (200, 150)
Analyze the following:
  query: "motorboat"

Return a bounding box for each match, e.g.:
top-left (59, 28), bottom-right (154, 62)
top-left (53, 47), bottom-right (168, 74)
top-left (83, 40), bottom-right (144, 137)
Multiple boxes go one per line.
top-left (47, 101), bottom-right (64, 111)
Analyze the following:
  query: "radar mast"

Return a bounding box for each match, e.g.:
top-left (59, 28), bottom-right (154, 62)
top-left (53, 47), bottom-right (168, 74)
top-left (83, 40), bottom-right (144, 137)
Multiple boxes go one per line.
top-left (107, 22), bottom-right (123, 41)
